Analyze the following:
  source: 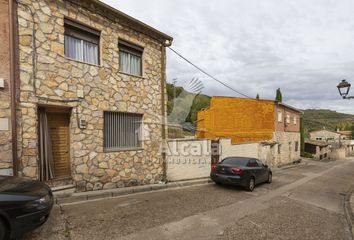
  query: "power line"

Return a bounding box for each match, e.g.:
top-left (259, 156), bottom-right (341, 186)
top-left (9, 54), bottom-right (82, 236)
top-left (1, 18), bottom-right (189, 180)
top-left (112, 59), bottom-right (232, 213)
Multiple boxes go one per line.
top-left (167, 46), bottom-right (252, 99)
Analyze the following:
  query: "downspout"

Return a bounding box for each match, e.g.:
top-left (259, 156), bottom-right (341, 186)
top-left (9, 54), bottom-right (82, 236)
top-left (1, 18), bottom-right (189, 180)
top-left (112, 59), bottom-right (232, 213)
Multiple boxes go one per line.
top-left (9, 0), bottom-right (18, 176)
top-left (161, 39), bottom-right (172, 182)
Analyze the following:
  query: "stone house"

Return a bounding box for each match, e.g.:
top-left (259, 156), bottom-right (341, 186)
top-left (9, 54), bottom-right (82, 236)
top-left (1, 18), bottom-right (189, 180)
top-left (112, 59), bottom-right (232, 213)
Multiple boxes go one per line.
top-left (309, 129), bottom-right (341, 143)
top-left (2, 0), bottom-right (173, 192)
top-left (337, 130), bottom-right (352, 140)
top-left (197, 97), bottom-right (301, 166)
top-left (304, 140), bottom-right (330, 160)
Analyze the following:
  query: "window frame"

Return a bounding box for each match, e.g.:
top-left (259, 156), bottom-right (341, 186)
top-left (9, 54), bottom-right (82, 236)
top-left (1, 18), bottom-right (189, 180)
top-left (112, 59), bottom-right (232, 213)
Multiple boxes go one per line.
top-left (118, 40), bottom-right (144, 77)
top-left (64, 18), bottom-right (100, 65)
top-left (286, 114), bottom-right (290, 124)
top-left (277, 111), bottom-right (283, 123)
top-left (293, 115), bottom-right (297, 125)
top-left (103, 111), bottom-right (144, 152)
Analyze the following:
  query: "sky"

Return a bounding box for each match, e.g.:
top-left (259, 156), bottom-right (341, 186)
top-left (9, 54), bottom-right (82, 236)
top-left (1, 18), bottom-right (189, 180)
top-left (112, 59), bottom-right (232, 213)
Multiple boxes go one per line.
top-left (102, 0), bottom-right (354, 113)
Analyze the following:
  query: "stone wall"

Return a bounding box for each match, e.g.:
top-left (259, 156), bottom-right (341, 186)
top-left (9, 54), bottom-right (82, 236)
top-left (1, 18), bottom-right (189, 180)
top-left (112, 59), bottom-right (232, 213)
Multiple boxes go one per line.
top-left (166, 139), bottom-right (211, 181)
top-left (329, 148), bottom-right (344, 160)
top-left (273, 132), bottom-right (301, 166)
top-left (0, 0), bottom-right (13, 176)
top-left (17, 0), bottom-right (167, 191)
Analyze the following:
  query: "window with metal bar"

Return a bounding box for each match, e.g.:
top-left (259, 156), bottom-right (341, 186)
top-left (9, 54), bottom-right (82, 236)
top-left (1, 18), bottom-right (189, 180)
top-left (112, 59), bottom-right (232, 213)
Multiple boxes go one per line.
top-left (119, 40), bottom-right (143, 76)
top-left (104, 112), bottom-right (143, 151)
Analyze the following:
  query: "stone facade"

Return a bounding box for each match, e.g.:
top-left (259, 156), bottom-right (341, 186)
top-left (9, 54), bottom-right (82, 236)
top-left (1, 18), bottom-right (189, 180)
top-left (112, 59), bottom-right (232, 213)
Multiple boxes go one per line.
top-left (0, 0), bottom-right (13, 176)
top-left (305, 141), bottom-right (330, 160)
top-left (273, 132), bottom-right (301, 166)
top-left (16, 0), bottom-right (171, 191)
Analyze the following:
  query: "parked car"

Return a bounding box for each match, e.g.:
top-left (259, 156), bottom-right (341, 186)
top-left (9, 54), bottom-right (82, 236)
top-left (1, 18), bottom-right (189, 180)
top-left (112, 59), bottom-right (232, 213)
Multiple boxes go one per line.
top-left (210, 157), bottom-right (272, 191)
top-left (0, 175), bottom-right (54, 240)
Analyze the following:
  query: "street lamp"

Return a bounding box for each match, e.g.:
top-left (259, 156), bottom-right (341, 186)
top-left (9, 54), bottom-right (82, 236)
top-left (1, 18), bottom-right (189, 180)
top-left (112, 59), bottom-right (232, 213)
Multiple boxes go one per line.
top-left (337, 79), bottom-right (354, 99)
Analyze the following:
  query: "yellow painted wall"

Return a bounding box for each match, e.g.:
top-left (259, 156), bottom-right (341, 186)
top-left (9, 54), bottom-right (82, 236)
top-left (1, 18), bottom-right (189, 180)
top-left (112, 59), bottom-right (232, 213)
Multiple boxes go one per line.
top-left (197, 97), bottom-right (275, 144)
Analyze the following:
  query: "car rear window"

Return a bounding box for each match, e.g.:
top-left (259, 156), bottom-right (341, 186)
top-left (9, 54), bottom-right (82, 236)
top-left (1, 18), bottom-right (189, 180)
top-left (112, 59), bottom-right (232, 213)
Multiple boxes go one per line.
top-left (220, 158), bottom-right (249, 166)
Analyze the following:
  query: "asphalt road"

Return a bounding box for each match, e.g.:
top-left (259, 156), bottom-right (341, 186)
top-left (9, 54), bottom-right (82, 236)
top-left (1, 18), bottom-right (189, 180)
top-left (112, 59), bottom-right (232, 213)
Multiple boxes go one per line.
top-left (26, 158), bottom-right (354, 240)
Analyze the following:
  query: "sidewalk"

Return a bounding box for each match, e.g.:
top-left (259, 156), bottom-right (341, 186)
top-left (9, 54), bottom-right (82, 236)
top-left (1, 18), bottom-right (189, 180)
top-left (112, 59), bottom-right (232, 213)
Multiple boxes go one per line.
top-left (350, 192), bottom-right (354, 236)
top-left (54, 178), bottom-right (212, 205)
top-left (344, 185), bottom-right (354, 238)
top-left (54, 160), bottom-right (309, 205)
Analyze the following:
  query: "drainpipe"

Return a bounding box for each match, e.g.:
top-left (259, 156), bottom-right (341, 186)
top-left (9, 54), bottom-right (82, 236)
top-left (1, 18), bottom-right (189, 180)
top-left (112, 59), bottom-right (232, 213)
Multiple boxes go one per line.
top-left (9, 0), bottom-right (18, 176)
top-left (161, 39), bottom-right (172, 182)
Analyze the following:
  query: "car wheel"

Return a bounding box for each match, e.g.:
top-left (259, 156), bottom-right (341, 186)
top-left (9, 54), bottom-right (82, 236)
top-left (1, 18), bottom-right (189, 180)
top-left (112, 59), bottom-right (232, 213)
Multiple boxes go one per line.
top-left (0, 219), bottom-right (8, 240)
top-left (267, 173), bottom-right (272, 184)
top-left (247, 177), bottom-right (255, 192)
top-left (214, 181), bottom-right (222, 185)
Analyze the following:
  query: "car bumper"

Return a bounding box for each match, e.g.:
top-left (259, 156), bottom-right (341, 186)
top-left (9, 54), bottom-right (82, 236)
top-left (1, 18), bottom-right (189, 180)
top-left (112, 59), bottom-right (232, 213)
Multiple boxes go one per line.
top-left (211, 173), bottom-right (248, 187)
top-left (11, 204), bottom-right (53, 238)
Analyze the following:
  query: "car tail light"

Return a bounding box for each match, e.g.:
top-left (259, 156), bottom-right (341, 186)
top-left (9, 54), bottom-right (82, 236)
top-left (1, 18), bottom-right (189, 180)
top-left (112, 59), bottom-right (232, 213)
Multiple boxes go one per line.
top-left (211, 164), bottom-right (218, 173)
top-left (231, 167), bottom-right (243, 175)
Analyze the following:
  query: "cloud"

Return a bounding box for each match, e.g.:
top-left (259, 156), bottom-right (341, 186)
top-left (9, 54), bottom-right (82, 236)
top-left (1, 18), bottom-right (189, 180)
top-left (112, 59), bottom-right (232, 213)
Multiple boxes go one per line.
top-left (102, 0), bottom-right (354, 114)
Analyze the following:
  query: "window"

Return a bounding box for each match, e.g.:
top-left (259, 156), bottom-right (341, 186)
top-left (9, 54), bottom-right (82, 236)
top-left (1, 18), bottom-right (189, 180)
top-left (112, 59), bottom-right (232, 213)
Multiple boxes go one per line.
top-left (278, 111), bottom-right (283, 122)
top-left (256, 159), bottom-right (264, 167)
top-left (104, 112), bottom-right (143, 151)
top-left (293, 115), bottom-right (297, 125)
top-left (64, 19), bottom-right (100, 65)
top-left (278, 144), bottom-right (281, 154)
top-left (286, 114), bottom-right (290, 124)
top-left (248, 159), bottom-right (259, 167)
top-left (221, 157), bottom-right (249, 166)
top-left (295, 141), bottom-right (299, 152)
top-left (119, 40), bottom-right (143, 76)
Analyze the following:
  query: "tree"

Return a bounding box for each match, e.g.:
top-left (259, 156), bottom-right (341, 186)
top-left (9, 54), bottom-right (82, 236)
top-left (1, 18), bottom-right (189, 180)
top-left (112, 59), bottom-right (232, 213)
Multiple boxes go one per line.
top-left (300, 114), bottom-right (305, 155)
top-left (275, 88), bottom-right (282, 102)
top-left (256, 93), bottom-right (259, 100)
top-left (351, 124), bottom-right (354, 140)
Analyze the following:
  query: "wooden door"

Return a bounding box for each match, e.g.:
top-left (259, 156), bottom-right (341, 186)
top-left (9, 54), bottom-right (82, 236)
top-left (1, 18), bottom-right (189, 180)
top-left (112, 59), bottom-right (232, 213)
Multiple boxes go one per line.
top-left (47, 112), bottom-right (71, 178)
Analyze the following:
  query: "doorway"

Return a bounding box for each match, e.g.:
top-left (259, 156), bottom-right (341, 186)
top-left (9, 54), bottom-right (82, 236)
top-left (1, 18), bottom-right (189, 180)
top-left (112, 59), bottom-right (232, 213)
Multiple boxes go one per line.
top-left (38, 107), bottom-right (71, 181)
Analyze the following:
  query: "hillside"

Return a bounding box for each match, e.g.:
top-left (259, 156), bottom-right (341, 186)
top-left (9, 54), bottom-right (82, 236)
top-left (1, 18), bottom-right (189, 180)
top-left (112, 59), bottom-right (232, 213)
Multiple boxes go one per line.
top-left (302, 109), bottom-right (354, 132)
top-left (166, 84), bottom-right (354, 134)
top-left (166, 83), bottom-right (211, 126)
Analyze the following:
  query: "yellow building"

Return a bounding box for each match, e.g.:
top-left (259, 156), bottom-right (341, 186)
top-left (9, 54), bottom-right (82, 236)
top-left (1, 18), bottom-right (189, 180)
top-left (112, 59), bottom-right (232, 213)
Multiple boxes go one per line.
top-left (197, 97), bottom-right (300, 144)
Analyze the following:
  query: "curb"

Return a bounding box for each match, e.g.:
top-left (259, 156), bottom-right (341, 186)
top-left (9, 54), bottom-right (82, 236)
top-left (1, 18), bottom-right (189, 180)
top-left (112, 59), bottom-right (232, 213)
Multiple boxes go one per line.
top-left (344, 185), bottom-right (354, 239)
top-left (55, 178), bottom-right (212, 205)
top-left (273, 161), bottom-right (308, 172)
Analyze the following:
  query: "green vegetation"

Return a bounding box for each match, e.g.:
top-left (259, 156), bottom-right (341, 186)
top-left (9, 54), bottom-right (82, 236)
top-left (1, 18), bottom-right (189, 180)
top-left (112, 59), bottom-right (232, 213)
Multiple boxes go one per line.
top-left (275, 88), bottom-right (282, 102)
top-left (168, 126), bottom-right (195, 139)
top-left (166, 83), bottom-right (211, 126)
top-left (302, 109), bottom-right (354, 133)
top-left (301, 152), bottom-right (314, 159)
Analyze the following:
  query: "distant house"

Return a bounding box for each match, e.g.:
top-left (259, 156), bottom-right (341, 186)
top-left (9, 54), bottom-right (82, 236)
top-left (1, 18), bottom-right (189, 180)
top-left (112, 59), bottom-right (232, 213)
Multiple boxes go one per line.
top-left (197, 97), bottom-right (301, 166)
top-left (304, 140), bottom-right (330, 160)
top-left (309, 130), bottom-right (341, 143)
top-left (337, 130), bottom-right (352, 140)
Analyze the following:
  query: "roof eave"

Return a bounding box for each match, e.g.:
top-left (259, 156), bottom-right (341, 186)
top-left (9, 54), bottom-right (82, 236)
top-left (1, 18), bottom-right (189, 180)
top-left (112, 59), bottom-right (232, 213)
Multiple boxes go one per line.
top-left (90, 0), bottom-right (173, 44)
